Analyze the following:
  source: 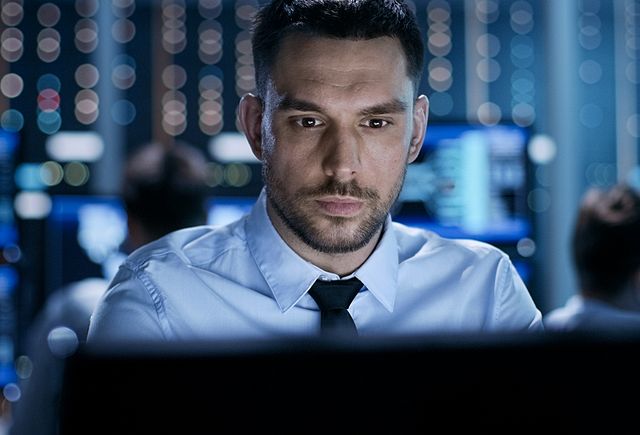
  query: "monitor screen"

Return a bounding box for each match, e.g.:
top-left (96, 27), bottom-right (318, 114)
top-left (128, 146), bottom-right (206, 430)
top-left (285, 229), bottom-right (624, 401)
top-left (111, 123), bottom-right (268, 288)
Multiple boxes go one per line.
top-left (0, 128), bottom-right (19, 387)
top-left (45, 196), bottom-right (128, 294)
top-left (207, 196), bottom-right (255, 226)
top-left (395, 122), bottom-right (531, 243)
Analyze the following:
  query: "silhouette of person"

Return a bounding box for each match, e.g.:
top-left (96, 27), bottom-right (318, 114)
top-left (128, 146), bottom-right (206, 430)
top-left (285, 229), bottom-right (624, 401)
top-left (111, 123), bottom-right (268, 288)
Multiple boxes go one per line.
top-left (545, 183), bottom-right (640, 332)
top-left (9, 141), bottom-right (211, 435)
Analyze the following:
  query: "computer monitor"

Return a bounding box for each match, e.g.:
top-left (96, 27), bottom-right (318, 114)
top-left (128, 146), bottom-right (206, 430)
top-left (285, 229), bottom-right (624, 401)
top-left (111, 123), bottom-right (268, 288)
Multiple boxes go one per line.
top-left (207, 195), bottom-right (255, 226)
top-left (57, 331), bottom-right (640, 434)
top-left (45, 195), bottom-right (127, 295)
top-left (396, 122), bottom-right (531, 243)
top-left (0, 128), bottom-right (20, 387)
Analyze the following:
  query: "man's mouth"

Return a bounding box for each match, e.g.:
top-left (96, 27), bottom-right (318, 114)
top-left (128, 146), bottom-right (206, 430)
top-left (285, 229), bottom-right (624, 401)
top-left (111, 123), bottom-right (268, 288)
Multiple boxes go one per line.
top-left (315, 196), bottom-right (364, 217)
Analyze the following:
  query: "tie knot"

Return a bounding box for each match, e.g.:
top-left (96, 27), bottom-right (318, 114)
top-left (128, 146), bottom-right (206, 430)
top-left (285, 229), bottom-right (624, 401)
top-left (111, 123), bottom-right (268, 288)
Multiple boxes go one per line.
top-left (308, 277), bottom-right (362, 311)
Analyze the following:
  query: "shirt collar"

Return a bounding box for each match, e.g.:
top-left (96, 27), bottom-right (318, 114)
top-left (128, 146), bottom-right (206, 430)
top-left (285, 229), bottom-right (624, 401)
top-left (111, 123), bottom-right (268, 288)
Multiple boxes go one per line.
top-left (354, 217), bottom-right (398, 312)
top-left (246, 188), bottom-right (398, 313)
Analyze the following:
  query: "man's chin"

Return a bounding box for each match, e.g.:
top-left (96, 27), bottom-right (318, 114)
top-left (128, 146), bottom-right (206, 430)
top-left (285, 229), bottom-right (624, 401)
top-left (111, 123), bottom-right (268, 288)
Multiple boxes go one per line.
top-left (303, 224), bottom-right (370, 254)
top-left (307, 238), bottom-right (365, 255)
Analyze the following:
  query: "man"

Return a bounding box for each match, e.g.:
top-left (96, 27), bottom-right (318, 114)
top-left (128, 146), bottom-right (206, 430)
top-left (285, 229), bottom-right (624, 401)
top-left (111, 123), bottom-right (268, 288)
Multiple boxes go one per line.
top-left (544, 184), bottom-right (640, 332)
top-left (10, 141), bottom-right (210, 435)
top-left (88, 0), bottom-right (542, 342)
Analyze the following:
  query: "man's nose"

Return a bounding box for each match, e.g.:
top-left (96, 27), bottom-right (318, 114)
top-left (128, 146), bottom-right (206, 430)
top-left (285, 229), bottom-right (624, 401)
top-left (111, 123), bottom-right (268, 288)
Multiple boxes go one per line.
top-left (321, 125), bottom-right (362, 181)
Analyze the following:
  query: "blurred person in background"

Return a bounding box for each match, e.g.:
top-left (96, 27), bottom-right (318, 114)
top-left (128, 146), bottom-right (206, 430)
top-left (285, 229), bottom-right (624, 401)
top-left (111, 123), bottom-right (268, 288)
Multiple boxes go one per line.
top-left (9, 141), bottom-right (211, 435)
top-left (544, 183), bottom-right (640, 332)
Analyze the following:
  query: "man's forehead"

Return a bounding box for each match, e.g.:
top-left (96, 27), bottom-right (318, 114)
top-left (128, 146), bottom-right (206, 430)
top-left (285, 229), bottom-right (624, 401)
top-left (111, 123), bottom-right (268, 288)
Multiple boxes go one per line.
top-left (268, 34), bottom-right (412, 96)
top-left (275, 33), bottom-right (406, 64)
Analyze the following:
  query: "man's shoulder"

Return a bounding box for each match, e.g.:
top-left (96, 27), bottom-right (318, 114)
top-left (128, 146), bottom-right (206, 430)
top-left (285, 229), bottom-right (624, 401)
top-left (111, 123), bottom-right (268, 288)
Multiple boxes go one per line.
top-left (391, 220), bottom-right (506, 260)
top-left (125, 220), bottom-right (247, 269)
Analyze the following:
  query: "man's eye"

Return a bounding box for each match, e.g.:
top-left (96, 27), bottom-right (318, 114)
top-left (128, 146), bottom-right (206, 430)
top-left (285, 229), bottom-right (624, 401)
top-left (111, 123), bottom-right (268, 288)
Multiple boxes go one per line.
top-left (367, 119), bottom-right (389, 128)
top-left (297, 117), bottom-right (321, 128)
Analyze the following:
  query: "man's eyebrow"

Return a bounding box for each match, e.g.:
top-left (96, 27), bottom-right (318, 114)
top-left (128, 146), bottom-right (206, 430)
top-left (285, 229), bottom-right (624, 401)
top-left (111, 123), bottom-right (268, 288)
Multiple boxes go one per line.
top-left (276, 97), bottom-right (323, 112)
top-left (359, 99), bottom-right (408, 116)
top-left (276, 97), bottom-right (408, 115)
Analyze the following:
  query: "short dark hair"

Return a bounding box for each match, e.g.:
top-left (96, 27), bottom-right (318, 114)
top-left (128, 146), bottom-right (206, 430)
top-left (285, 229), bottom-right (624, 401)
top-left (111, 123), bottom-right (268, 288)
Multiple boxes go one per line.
top-left (122, 141), bottom-right (210, 240)
top-left (251, 0), bottom-right (424, 97)
top-left (572, 184), bottom-right (640, 297)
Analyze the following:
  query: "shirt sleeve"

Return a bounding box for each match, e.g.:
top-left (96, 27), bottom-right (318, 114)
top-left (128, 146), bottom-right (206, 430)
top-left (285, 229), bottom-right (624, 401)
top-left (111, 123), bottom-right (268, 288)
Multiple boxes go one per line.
top-left (493, 255), bottom-right (544, 331)
top-left (87, 263), bottom-right (168, 343)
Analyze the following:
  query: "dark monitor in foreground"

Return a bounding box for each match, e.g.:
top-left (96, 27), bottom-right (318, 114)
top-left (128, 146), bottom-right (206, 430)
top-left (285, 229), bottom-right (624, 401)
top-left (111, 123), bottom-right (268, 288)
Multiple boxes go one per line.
top-left (58, 332), bottom-right (640, 434)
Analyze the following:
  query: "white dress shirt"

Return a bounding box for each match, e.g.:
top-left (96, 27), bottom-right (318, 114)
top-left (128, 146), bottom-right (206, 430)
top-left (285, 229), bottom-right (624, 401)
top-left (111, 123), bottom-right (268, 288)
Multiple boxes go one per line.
top-left (88, 189), bottom-right (543, 342)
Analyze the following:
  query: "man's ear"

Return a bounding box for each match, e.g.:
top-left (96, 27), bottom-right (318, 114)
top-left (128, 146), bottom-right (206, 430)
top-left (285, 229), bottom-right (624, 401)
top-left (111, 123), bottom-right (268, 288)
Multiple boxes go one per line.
top-left (408, 94), bottom-right (429, 163)
top-left (238, 93), bottom-right (264, 161)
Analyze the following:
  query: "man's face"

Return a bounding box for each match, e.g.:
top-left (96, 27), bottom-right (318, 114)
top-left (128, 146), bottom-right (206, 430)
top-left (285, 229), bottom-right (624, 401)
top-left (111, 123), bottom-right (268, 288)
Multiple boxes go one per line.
top-left (256, 35), bottom-right (427, 254)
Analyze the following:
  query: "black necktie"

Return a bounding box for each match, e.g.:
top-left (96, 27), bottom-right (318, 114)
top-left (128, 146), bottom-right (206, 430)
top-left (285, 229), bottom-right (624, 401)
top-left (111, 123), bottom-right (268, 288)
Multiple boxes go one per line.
top-left (308, 277), bottom-right (363, 337)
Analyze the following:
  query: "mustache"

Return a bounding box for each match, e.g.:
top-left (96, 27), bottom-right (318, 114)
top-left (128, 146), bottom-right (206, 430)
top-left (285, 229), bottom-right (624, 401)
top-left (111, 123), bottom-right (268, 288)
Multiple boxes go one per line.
top-left (298, 179), bottom-right (379, 201)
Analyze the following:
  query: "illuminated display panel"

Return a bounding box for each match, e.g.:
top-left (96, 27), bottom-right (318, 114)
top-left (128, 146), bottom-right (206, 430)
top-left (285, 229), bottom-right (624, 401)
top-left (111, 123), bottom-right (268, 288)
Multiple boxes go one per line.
top-left (396, 122), bottom-right (531, 243)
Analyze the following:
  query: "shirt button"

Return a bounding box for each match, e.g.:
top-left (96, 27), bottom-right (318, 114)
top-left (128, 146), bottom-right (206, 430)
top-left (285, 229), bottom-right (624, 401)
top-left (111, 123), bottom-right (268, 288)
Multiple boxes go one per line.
top-left (319, 275), bottom-right (330, 280)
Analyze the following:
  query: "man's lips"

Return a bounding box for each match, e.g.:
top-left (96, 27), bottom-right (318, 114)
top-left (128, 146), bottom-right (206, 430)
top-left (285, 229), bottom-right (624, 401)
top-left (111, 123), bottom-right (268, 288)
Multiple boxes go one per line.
top-left (315, 196), bottom-right (364, 216)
